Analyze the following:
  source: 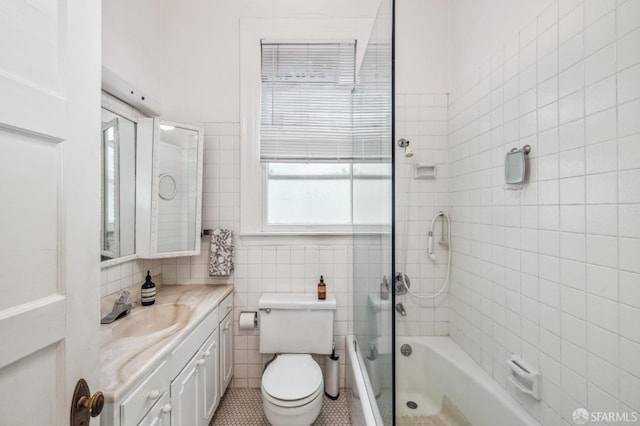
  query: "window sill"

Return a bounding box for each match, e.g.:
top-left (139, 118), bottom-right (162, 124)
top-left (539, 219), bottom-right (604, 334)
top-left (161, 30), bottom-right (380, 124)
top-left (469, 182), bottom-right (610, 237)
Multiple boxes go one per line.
top-left (239, 230), bottom-right (390, 246)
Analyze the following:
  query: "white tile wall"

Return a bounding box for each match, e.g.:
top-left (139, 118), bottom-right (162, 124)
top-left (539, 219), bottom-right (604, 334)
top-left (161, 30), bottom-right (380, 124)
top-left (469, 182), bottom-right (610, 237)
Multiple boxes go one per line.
top-left (395, 92), bottom-right (450, 336)
top-left (448, 0), bottom-right (640, 423)
top-left (100, 258), bottom-right (163, 297)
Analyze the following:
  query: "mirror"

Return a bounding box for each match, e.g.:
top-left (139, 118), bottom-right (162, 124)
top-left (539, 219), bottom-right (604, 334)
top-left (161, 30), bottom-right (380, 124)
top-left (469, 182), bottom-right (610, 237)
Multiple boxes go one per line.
top-left (156, 124), bottom-right (201, 254)
top-left (101, 107), bottom-right (136, 261)
top-left (137, 119), bottom-right (203, 258)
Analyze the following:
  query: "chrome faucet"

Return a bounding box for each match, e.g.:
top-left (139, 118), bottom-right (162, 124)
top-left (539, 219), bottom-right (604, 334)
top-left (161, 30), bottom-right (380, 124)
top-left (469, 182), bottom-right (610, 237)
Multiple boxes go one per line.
top-left (101, 290), bottom-right (136, 324)
top-left (396, 302), bottom-right (407, 317)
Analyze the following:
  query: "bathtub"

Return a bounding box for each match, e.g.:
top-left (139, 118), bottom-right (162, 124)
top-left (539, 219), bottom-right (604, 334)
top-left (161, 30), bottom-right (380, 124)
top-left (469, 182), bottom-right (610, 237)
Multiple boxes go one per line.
top-left (396, 336), bottom-right (540, 426)
top-left (347, 335), bottom-right (540, 425)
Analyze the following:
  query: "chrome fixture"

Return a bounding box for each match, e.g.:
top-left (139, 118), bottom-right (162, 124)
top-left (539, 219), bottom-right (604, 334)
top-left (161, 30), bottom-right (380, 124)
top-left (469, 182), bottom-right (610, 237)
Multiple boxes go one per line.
top-left (395, 302), bottom-right (407, 317)
top-left (428, 211), bottom-right (448, 261)
top-left (397, 138), bottom-right (413, 158)
top-left (400, 344), bottom-right (412, 357)
top-left (101, 290), bottom-right (136, 324)
top-left (395, 273), bottom-right (411, 295)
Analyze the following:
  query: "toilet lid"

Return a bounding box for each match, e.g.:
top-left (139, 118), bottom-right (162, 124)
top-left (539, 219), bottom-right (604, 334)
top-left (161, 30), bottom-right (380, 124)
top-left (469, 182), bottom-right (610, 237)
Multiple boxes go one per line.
top-left (262, 354), bottom-right (323, 401)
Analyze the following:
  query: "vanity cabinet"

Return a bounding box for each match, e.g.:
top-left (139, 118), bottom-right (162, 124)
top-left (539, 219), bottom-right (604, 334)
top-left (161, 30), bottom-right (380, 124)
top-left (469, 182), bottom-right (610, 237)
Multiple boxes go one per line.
top-left (219, 293), bottom-right (234, 395)
top-left (138, 393), bottom-right (172, 426)
top-left (171, 328), bottom-right (220, 426)
top-left (120, 361), bottom-right (170, 426)
top-left (102, 292), bottom-right (233, 426)
top-left (170, 347), bottom-right (200, 426)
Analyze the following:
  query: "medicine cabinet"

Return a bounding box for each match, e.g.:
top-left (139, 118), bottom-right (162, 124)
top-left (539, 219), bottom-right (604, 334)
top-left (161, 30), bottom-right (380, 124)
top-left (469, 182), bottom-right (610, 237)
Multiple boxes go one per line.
top-left (136, 119), bottom-right (204, 258)
top-left (101, 107), bottom-right (137, 263)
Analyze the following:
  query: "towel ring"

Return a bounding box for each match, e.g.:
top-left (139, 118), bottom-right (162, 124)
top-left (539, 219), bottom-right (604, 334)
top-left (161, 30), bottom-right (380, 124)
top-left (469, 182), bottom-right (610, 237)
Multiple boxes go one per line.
top-left (158, 173), bottom-right (177, 200)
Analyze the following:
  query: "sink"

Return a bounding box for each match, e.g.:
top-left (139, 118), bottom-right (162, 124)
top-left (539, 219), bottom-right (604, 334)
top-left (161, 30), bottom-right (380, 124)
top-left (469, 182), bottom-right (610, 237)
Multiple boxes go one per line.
top-left (111, 303), bottom-right (193, 338)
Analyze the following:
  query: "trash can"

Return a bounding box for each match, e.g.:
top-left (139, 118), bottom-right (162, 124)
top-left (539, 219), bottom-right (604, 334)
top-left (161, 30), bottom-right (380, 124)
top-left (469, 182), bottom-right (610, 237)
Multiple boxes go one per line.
top-left (325, 345), bottom-right (340, 400)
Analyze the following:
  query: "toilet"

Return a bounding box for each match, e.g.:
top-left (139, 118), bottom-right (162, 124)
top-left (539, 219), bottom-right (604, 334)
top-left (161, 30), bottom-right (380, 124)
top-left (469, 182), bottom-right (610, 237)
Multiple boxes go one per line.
top-left (258, 293), bottom-right (337, 426)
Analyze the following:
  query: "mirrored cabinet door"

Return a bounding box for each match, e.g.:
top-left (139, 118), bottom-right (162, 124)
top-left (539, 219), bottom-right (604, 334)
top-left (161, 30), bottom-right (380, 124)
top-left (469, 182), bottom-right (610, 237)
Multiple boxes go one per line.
top-left (137, 119), bottom-right (204, 258)
top-left (101, 107), bottom-right (136, 262)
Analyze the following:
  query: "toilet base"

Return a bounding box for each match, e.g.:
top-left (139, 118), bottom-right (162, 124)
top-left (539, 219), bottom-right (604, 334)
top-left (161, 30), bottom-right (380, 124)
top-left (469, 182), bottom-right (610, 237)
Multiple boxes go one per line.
top-left (262, 389), bottom-right (323, 426)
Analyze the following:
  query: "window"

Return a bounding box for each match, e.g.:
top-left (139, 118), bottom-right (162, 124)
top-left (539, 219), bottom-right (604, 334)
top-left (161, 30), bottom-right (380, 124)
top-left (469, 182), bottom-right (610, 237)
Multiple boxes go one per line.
top-left (259, 42), bottom-right (390, 230)
top-left (265, 163), bottom-right (391, 227)
top-left (239, 18), bottom-right (384, 235)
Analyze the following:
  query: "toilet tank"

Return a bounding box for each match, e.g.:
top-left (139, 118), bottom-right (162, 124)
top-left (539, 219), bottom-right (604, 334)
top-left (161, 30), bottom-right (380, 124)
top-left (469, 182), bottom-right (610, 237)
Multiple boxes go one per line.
top-left (259, 293), bottom-right (336, 354)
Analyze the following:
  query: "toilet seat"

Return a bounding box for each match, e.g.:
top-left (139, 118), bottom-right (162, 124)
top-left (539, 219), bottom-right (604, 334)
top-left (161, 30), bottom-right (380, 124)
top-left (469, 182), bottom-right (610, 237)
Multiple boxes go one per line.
top-left (262, 381), bottom-right (323, 408)
top-left (262, 354), bottom-right (323, 407)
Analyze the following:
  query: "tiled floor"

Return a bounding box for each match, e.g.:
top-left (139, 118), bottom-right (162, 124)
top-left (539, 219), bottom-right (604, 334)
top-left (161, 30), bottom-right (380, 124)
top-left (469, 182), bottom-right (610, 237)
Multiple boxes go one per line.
top-left (210, 388), bottom-right (351, 425)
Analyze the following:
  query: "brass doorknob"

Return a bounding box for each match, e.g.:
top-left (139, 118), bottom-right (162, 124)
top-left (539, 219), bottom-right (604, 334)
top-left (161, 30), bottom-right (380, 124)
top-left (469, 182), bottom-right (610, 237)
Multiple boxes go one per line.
top-left (71, 379), bottom-right (104, 426)
top-left (78, 391), bottom-right (104, 416)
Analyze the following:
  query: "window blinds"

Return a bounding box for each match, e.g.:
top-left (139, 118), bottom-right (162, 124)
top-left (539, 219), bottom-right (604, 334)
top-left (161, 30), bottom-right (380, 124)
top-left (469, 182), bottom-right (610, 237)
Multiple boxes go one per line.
top-left (260, 42), bottom-right (356, 162)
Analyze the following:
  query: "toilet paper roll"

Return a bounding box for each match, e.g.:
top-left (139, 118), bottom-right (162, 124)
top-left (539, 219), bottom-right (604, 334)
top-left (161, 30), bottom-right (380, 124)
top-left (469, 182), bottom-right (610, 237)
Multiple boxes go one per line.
top-left (239, 311), bottom-right (257, 329)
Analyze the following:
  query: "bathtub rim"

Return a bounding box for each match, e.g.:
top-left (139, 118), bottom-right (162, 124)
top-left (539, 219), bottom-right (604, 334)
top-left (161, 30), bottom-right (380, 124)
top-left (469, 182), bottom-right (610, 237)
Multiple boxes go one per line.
top-left (347, 334), bottom-right (384, 425)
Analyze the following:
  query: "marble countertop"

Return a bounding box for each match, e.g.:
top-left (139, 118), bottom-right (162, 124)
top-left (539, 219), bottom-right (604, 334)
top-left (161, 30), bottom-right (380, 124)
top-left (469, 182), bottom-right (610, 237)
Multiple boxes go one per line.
top-left (100, 284), bottom-right (233, 402)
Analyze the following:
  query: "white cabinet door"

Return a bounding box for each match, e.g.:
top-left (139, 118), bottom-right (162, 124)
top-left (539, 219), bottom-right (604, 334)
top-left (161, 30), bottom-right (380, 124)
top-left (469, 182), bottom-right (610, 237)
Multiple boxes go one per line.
top-left (0, 1), bottom-right (101, 424)
top-left (220, 313), bottom-right (234, 395)
top-left (139, 393), bottom-right (172, 426)
top-left (200, 329), bottom-right (220, 423)
top-left (171, 356), bottom-right (201, 426)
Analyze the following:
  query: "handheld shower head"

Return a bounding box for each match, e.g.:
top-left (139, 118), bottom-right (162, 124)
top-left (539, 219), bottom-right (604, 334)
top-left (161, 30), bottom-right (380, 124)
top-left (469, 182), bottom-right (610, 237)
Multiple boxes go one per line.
top-left (428, 211), bottom-right (446, 261)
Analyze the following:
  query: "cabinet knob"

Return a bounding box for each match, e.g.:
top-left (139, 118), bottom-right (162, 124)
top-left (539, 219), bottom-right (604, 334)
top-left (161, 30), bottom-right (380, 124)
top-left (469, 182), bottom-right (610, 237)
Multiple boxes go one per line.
top-left (223, 324), bottom-right (230, 331)
top-left (147, 389), bottom-right (160, 400)
top-left (161, 404), bottom-right (172, 414)
top-left (197, 359), bottom-right (205, 366)
top-left (204, 350), bottom-right (211, 357)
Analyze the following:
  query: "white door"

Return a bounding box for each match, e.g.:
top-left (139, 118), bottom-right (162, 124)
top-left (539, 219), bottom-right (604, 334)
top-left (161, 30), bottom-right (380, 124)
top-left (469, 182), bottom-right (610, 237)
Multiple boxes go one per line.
top-left (0, 1), bottom-right (102, 425)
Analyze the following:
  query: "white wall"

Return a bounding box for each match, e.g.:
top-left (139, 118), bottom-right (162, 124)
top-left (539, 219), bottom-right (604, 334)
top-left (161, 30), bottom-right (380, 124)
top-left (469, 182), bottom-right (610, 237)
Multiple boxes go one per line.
top-left (448, 0), bottom-right (640, 422)
top-left (395, 0), bottom-right (450, 93)
top-left (102, 0), bottom-right (164, 106)
top-left (160, 0), bottom-right (381, 123)
top-left (450, 0), bottom-right (554, 87)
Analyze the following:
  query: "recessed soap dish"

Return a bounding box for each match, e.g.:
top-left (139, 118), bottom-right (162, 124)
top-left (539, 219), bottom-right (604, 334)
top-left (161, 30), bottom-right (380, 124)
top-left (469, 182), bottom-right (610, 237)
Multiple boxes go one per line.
top-left (414, 163), bottom-right (436, 179)
top-left (506, 354), bottom-right (541, 400)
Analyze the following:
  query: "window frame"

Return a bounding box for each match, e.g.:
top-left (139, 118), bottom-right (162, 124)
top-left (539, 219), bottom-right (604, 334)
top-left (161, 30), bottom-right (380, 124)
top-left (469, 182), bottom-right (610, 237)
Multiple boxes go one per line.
top-left (239, 18), bottom-right (375, 237)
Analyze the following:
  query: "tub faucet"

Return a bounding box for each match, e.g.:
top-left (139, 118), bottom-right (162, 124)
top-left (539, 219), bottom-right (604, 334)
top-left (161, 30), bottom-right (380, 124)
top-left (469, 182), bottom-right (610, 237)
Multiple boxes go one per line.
top-left (395, 302), bottom-right (407, 317)
top-left (101, 290), bottom-right (136, 324)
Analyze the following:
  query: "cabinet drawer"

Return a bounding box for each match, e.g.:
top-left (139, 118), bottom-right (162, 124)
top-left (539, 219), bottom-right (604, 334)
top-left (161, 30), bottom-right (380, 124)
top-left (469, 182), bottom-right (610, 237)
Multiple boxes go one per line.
top-left (120, 360), bottom-right (169, 426)
top-left (138, 392), bottom-right (171, 426)
top-left (170, 307), bottom-right (218, 378)
top-left (219, 293), bottom-right (233, 319)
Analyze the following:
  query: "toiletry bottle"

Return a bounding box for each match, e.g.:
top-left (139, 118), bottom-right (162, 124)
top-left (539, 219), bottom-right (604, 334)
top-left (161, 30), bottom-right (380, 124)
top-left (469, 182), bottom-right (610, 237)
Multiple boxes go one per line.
top-left (141, 271), bottom-right (156, 306)
top-left (380, 275), bottom-right (389, 300)
top-left (318, 275), bottom-right (326, 300)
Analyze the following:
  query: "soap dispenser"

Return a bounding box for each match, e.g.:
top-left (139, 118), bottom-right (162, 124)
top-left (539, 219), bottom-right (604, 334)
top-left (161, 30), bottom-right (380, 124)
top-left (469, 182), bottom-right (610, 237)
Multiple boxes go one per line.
top-left (317, 275), bottom-right (326, 300)
top-left (141, 271), bottom-right (156, 306)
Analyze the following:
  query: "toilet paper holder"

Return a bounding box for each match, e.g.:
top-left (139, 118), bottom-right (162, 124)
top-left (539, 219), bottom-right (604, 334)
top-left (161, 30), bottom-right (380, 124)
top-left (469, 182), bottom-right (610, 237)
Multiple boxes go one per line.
top-left (239, 311), bottom-right (258, 329)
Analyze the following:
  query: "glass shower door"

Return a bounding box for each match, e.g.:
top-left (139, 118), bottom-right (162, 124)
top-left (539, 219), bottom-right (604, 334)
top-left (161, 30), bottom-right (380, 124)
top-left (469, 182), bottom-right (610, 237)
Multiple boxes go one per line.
top-left (351, 0), bottom-right (394, 423)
